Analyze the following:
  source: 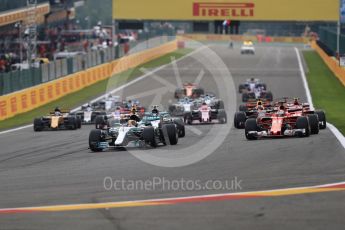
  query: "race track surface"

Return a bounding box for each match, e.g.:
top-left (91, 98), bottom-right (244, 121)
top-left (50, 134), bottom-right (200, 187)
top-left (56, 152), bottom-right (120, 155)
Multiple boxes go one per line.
top-left (0, 43), bottom-right (344, 230)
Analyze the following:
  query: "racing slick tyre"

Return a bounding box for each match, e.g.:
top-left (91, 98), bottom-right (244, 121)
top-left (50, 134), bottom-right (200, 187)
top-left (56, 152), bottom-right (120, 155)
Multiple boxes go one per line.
top-left (238, 84), bottom-right (246, 93)
top-left (33, 118), bottom-right (43, 132)
top-left (296, 116), bottom-right (310, 137)
top-left (234, 112), bottom-right (246, 129)
top-left (245, 118), bottom-right (258, 140)
top-left (76, 116), bottom-right (82, 129)
top-left (259, 83), bottom-right (267, 90)
top-left (193, 88), bottom-right (204, 98)
top-left (242, 93), bottom-right (249, 102)
top-left (315, 110), bottom-right (326, 129)
top-left (217, 100), bottom-right (225, 109)
top-left (307, 114), bottom-right (319, 135)
top-left (68, 117), bottom-right (77, 130)
top-left (143, 127), bottom-right (157, 148)
top-left (89, 129), bottom-right (104, 152)
top-left (162, 124), bottom-right (178, 145)
top-left (174, 119), bottom-right (185, 138)
top-left (95, 116), bottom-right (107, 129)
top-left (174, 89), bottom-right (185, 99)
top-left (265, 91), bottom-right (273, 101)
top-left (184, 113), bottom-right (193, 125)
top-left (169, 105), bottom-right (176, 115)
top-left (239, 104), bottom-right (247, 112)
top-left (248, 92), bottom-right (255, 100)
top-left (217, 109), bottom-right (227, 124)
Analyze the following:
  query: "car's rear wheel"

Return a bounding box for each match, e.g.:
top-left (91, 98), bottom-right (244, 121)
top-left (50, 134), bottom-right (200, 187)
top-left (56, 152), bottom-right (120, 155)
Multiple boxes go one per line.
top-left (307, 114), bottom-right (319, 135)
top-left (174, 89), bottom-right (185, 99)
top-left (218, 109), bottom-right (227, 124)
top-left (217, 100), bottom-right (225, 109)
top-left (234, 112), bottom-right (246, 129)
top-left (239, 104), bottom-right (247, 112)
top-left (239, 84), bottom-right (245, 93)
top-left (76, 116), bottom-right (82, 129)
top-left (265, 91), bottom-right (273, 101)
top-left (174, 119), bottom-right (185, 138)
top-left (68, 117), bottom-right (77, 130)
top-left (95, 116), bottom-right (107, 129)
top-left (169, 105), bottom-right (176, 114)
top-left (242, 93), bottom-right (249, 102)
top-left (184, 113), bottom-right (193, 125)
top-left (296, 116), bottom-right (310, 137)
top-left (315, 110), bottom-right (326, 129)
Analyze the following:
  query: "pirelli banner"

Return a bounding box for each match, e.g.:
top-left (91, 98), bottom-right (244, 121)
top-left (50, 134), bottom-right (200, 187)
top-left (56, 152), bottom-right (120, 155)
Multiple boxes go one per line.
top-left (113, 0), bottom-right (339, 21)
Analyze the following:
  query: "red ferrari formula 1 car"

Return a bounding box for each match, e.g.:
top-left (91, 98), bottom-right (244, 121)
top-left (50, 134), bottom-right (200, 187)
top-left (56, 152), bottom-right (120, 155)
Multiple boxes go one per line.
top-left (272, 98), bottom-right (326, 129)
top-left (244, 105), bottom-right (319, 140)
top-left (234, 100), bottom-right (271, 129)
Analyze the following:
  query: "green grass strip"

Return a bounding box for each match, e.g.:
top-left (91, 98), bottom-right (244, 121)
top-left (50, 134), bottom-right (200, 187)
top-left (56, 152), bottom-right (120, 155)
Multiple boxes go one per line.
top-left (0, 48), bottom-right (193, 131)
top-left (303, 50), bottom-right (345, 135)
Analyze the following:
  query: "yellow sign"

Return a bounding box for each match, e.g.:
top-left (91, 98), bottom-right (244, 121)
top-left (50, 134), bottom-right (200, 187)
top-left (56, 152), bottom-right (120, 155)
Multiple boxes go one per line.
top-left (113, 0), bottom-right (339, 21)
top-left (0, 3), bottom-right (50, 27)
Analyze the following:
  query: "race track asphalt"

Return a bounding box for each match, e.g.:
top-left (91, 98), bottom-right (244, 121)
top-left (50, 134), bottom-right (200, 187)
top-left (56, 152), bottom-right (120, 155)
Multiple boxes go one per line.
top-left (0, 43), bottom-right (344, 230)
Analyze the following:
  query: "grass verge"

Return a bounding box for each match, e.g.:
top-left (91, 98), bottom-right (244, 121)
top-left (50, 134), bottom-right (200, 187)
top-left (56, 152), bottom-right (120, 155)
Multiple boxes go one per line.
top-left (303, 50), bottom-right (345, 135)
top-left (0, 48), bottom-right (193, 131)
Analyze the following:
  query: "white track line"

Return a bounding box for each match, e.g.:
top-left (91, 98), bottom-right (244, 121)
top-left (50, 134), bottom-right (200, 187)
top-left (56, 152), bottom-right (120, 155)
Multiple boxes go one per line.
top-left (0, 47), bottom-right (204, 135)
top-left (295, 47), bottom-right (345, 149)
top-left (0, 124), bottom-right (33, 135)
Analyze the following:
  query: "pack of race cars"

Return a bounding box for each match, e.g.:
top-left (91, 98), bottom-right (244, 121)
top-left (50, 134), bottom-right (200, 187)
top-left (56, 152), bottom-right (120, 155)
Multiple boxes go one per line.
top-left (234, 79), bottom-right (326, 140)
top-left (32, 78), bottom-right (327, 148)
top-left (32, 83), bottom-right (228, 151)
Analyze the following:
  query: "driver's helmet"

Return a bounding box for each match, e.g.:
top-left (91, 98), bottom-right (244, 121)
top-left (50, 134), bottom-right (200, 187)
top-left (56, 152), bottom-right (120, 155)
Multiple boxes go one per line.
top-left (256, 100), bottom-right (264, 109)
top-left (152, 106), bottom-right (159, 115)
top-left (54, 106), bottom-right (60, 112)
top-left (250, 77), bottom-right (255, 82)
top-left (128, 120), bottom-right (137, 127)
top-left (130, 106), bottom-right (137, 114)
top-left (293, 98), bottom-right (300, 105)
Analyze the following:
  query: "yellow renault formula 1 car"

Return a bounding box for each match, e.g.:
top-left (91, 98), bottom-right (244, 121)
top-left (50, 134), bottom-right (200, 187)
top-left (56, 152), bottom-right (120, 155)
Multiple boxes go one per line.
top-left (33, 109), bottom-right (81, 131)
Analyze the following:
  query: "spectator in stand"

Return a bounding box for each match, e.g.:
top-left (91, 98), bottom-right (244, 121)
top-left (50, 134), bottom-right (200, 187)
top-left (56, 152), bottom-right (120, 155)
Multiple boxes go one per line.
top-left (0, 58), bottom-right (5, 73)
top-left (83, 39), bottom-right (89, 52)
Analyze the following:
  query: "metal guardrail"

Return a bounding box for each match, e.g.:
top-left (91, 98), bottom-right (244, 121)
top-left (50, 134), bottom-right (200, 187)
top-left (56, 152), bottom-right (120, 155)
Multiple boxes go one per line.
top-left (0, 36), bottom-right (174, 96)
top-left (319, 27), bottom-right (345, 55)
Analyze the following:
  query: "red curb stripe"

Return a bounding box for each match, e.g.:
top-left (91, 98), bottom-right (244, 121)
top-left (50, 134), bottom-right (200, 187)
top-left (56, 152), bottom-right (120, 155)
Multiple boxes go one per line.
top-left (321, 183), bottom-right (345, 189)
top-left (0, 209), bottom-right (39, 214)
